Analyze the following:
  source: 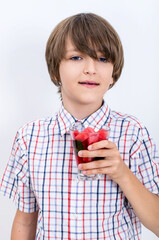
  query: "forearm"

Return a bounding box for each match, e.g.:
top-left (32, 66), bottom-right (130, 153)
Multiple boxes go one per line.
top-left (11, 210), bottom-right (38, 240)
top-left (117, 164), bottom-right (159, 237)
top-left (11, 221), bottom-right (37, 240)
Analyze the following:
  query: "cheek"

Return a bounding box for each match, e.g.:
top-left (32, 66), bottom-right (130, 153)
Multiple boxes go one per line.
top-left (59, 64), bottom-right (78, 82)
top-left (59, 64), bottom-right (66, 80)
top-left (102, 72), bottom-right (113, 85)
top-left (103, 66), bottom-right (114, 84)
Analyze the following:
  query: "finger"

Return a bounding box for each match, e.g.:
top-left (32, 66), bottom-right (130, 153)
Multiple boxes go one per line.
top-left (82, 166), bottom-right (113, 175)
top-left (78, 149), bottom-right (114, 158)
top-left (78, 159), bottom-right (113, 171)
top-left (88, 140), bottom-right (115, 151)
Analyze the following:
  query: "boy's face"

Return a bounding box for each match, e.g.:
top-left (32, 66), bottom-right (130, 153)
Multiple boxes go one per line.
top-left (59, 37), bottom-right (113, 113)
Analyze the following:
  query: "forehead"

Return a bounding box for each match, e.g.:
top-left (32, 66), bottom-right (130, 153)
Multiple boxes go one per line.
top-left (65, 37), bottom-right (77, 52)
top-left (65, 36), bottom-right (102, 54)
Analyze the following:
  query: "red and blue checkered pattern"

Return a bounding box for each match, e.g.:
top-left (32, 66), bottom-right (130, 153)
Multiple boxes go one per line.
top-left (0, 101), bottom-right (159, 239)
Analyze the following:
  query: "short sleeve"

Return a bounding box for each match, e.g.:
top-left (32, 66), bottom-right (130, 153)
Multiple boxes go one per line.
top-left (130, 126), bottom-right (159, 195)
top-left (0, 130), bottom-right (39, 213)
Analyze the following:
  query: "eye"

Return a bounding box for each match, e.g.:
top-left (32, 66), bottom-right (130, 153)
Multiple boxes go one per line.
top-left (70, 56), bottom-right (82, 61)
top-left (98, 57), bottom-right (107, 63)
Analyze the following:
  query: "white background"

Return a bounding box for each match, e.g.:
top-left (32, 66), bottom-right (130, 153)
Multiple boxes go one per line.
top-left (0, 0), bottom-right (159, 239)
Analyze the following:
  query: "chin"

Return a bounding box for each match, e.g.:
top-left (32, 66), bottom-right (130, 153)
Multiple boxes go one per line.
top-left (79, 97), bottom-right (101, 106)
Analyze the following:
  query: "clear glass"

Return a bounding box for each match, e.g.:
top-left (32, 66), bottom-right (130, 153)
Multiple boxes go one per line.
top-left (70, 121), bottom-right (110, 181)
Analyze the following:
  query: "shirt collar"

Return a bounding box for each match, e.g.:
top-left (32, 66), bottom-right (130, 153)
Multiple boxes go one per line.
top-left (57, 100), bottom-right (111, 136)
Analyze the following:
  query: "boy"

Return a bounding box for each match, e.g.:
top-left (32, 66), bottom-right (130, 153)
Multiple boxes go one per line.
top-left (0, 13), bottom-right (159, 240)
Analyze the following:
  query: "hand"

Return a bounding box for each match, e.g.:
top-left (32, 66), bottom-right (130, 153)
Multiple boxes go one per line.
top-left (78, 142), bottom-right (159, 236)
top-left (78, 140), bottom-right (128, 183)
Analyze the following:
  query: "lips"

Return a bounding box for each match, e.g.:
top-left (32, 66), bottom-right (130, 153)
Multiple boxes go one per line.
top-left (78, 81), bottom-right (99, 86)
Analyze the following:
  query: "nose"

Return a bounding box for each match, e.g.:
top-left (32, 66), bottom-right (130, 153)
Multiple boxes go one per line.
top-left (83, 57), bottom-right (97, 75)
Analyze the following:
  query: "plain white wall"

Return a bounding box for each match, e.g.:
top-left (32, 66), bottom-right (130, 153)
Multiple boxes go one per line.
top-left (0, 0), bottom-right (159, 239)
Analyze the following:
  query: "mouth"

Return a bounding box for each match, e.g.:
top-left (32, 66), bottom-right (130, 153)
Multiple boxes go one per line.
top-left (78, 81), bottom-right (99, 87)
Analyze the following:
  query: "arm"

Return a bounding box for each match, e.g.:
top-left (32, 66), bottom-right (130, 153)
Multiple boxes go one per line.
top-left (78, 140), bottom-right (159, 237)
top-left (11, 209), bottom-right (38, 240)
top-left (116, 164), bottom-right (159, 236)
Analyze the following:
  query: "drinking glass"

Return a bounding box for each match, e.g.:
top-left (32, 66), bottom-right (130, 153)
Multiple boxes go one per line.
top-left (70, 121), bottom-right (110, 180)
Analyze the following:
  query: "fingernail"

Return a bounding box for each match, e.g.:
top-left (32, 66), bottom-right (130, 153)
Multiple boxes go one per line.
top-left (88, 145), bottom-right (92, 150)
top-left (78, 164), bottom-right (83, 169)
top-left (78, 151), bottom-right (82, 157)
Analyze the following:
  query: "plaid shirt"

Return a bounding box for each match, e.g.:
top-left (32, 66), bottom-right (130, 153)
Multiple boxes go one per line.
top-left (0, 101), bottom-right (159, 240)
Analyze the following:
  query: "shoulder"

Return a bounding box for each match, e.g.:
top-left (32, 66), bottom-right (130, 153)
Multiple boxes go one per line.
top-left (109, 110), bottom-right (149, 140)
top-left (110, 110), bottom-right (144, 128)
top-left (16, 114), bottom-right (58, 145)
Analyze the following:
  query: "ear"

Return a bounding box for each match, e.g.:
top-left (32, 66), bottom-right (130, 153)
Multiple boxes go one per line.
top-left (56, 79), bottom-right (62, 86)
top-left (53, 76), bottom-right (61, 86)
top-left (53, 76), bottom-right (57, 81)
top-left (110, 76), bottom-right (113, 85)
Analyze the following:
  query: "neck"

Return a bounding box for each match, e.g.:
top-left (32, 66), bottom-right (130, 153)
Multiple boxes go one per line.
top-left (62, 99), bottom-right (104, 120)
